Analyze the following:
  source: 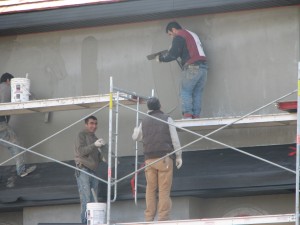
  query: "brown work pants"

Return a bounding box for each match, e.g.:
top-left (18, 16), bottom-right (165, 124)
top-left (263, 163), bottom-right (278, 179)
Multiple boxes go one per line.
top-left (144, 156), bottom-right (173, 221)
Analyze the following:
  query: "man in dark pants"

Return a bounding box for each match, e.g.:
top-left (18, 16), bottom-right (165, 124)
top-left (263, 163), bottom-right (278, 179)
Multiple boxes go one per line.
top-left (132, 97), bottom-right (183, 221)
top-left (0, 72), bottom-right (36, 183)
top-left (157, 21), bottom-right (208, 119)
top-left (74, 115), bottom-right (105, 224)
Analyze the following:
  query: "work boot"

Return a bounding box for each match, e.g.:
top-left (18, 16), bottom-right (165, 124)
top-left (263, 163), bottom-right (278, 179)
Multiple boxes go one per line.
top-left (20, 165), bottom-right (37, 177)
top-left (182, 113), bottom-right (193, 119)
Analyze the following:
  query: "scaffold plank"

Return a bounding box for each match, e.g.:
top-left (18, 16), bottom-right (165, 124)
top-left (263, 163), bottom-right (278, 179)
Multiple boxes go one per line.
top-left (0, 94), bottom-right (141, 116)
top-left (115, 214), bottom-right (295, 225)
top-left (175, 113), bottom-right (297, 131)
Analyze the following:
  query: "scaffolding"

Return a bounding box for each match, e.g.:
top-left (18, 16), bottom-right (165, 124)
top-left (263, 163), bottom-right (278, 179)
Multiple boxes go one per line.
top-left (107, 77), bottom-right (298, 225)
top-left (0, 76), bottom-right (299, 225)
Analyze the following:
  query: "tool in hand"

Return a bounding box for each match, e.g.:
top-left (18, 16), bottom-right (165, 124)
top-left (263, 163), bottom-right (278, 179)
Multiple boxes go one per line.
top-left (146, 50), bottom-right (168, 60)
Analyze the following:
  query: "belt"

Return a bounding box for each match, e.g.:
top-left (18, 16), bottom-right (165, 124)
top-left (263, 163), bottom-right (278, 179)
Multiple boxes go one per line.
top-left (76, 163), bottom-right (85, 169)
top-left (186, 64), bottom-right (199, 69)
top-left (184, 64), bottom-right (200, 70)
top-left (184, 61), bottom-right (206, 69)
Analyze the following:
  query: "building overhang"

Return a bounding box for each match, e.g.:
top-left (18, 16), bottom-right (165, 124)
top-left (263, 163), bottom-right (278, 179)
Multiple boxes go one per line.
top-left (0, 0), bottom-right (299, 36)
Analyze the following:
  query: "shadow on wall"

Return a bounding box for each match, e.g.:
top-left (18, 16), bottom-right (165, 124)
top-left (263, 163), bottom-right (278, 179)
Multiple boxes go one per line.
top-left (81, 36), bottom-right (99, 95)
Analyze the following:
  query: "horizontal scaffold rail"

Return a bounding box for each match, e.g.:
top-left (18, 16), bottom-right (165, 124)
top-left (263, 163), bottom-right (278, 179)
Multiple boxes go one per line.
top-left (175, 113), bottom-right (296, 131)
top-left (115, 213), bottom-right (295, 225)
top-left (0, 94), bottom-right (144, 116)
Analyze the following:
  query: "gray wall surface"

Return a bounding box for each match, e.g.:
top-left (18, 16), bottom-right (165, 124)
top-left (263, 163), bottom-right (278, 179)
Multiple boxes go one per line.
top-left (0, 5), bottom-right (298, 225)
top-left (0, 194), bottom-right (294, 224)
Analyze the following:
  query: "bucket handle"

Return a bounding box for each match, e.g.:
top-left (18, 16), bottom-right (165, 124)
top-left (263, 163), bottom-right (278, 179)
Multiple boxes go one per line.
top-left (22, 87), bottom-right (31, 96)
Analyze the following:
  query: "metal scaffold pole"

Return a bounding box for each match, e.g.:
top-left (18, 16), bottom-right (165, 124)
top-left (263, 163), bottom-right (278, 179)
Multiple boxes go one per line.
top-left (107, 76), bottom-right (113, 225)
top-left (111, 91), bottom-right (120, 202)
top-left (134, 96), bottom-right (140, 205)
top-left (296, 62), bottom-right (300, 225)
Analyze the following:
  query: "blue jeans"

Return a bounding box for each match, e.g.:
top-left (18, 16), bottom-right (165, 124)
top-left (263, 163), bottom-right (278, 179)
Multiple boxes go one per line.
top-left (75, 167), bottom-right (99, 224)
top-left (0, 122), bottom-right (25, 176)
top-left (181, 62), bottom-right (208, 117)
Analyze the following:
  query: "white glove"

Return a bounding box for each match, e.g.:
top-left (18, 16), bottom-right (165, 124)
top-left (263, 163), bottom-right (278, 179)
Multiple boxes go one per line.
top-left (132, 123), bottom-right (142, 141)
top-left (94, 139), bottom-right (105, 147)
top-left (176, 157), bottom-right (182, 169)
top-left (155, 55), bottom-right (161, 63)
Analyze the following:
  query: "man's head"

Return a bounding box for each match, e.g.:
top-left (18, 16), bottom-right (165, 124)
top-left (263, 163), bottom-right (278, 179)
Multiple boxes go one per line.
top-left (84, 115), bottom-right (98, 133)
top-left (165, 21), bottom-right (182, 37)
top-left (0, 73), bottom-right (14, 84)
top-left (147, 97), bottom-right (161, 111)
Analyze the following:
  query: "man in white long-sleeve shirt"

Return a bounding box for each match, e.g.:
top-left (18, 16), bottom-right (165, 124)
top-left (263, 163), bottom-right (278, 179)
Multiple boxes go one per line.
top-left (132, 97), bottom-right (183, 222)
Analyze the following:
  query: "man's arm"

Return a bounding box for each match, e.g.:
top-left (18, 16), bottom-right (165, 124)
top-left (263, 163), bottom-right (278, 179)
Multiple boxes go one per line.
top-left (168, 117), bottom-right (183, 169)
top-left (168, 117), bottom-right (181, 157)
top-left (159, 36), bottom-right (185, 62)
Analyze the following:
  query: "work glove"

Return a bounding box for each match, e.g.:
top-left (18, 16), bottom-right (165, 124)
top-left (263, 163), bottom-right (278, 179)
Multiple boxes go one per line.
top-left (176, 156), bottom-right (182, 169)
top-left (94, 139), bottom-right (105, 147)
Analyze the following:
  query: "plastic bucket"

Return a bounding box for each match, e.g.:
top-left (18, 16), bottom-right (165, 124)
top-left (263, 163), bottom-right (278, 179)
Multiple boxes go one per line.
top-left (11, 78), bottom-right (30, 102)
top-left (86, 203), bottom-right (106, 225)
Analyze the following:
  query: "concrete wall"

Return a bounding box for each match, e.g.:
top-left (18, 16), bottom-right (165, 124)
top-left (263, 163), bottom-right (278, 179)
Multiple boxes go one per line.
top-left (0, 211), bottom-right (22, 225)
top-left (0, 5), bottom-right (298, 225)
top-left (0, 194), bottom-right (294, 224)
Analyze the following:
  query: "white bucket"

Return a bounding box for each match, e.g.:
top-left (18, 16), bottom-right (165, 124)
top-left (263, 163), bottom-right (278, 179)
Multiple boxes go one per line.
top-left (11, 78), bottom-right (31, 102)
top-left (86, 203), bottom-right (106, 225)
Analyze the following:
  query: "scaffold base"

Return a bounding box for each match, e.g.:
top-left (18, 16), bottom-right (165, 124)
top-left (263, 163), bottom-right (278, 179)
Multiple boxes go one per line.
top-left (114, 214), bottom-right (296, 225)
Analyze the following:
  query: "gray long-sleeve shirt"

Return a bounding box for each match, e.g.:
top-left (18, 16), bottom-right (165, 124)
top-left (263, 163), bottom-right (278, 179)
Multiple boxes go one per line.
top-left (0, 82), bottom-right (11, 122)
top-left (0, 82), bottom-right (11, 103)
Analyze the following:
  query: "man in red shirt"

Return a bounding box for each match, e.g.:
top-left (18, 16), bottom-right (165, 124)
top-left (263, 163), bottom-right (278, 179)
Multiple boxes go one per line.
top-left (158, 21), bottom-right (208, 119)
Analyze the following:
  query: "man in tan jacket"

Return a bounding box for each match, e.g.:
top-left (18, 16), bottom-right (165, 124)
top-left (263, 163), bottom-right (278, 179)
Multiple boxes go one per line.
top-left (132, 97), bottom-right (183, 221)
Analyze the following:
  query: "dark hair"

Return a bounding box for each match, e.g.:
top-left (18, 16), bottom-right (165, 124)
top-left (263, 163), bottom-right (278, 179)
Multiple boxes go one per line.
top-left (0, 73), bottom-right (14, 83)
top-left (165, 21), bottom-right (182, 33)
top-left (147, 97), bottom-right (161, 111)
top-left (84, 115), bottom-right (97, 124)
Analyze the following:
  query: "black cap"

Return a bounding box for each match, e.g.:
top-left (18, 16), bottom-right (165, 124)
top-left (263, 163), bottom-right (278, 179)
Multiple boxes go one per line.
top-left (147, 97), bottom-right (161, 110)
top-left (0, 72), bottom-right (14, 83)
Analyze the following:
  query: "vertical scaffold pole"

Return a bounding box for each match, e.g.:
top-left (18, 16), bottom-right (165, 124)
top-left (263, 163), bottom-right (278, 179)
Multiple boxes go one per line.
top-left (111, 91), bottom-right (120, 202)
top-left (296, 62), bottom-right (300, 225)
top-left (134, 97), bottom-right (140, 205)
top-left (107, 76), bottom-right (113, 225)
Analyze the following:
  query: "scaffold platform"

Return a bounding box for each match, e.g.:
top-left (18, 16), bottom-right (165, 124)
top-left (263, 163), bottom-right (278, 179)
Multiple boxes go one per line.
top-left (0, 95), bottom-right (296, 131)
top-left (175, 113), bottom-right (296, 130)
top-left (0, 94), bottom-right (141, 116)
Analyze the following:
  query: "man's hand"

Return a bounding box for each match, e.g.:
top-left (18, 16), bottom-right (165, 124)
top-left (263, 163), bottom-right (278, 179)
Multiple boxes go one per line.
top-left (176, 156), bottom-right (182, 169)
top-left (94, 139), bottom-right (105, 147)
